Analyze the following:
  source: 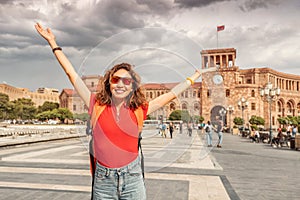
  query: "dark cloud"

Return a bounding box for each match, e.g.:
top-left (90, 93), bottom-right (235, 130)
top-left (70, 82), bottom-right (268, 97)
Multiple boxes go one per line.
top-left (239, 0), bottom-right (279, 12)
top-left (136, 0), bottom-right (173, 14)
top-left (174, 0), bottom-right (230, 8)
top-left (0, 0), bottom-right (13, 5)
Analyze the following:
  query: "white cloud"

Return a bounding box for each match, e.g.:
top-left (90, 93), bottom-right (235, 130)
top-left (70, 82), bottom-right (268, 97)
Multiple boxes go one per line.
top-left (0, 0), bottom-right (299, 91)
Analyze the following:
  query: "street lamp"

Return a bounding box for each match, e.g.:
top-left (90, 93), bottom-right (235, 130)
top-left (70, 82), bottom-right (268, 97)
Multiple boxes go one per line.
top-left (219, 108), bottom-right (227, 126)
top-left (260, 82), bottom-right (280, 145)
top-left (238, 97), bottom-right (249, 131)
top-left (226, 105), bottom-right (234, 133)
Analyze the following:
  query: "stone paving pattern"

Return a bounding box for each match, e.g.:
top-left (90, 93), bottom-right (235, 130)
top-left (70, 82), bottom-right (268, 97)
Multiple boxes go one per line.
top-left (0, 127), bottom-right (299, 200)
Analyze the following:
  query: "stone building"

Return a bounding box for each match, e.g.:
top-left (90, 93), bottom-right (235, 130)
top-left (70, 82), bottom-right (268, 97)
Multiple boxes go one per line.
top-left (59, 75), bottom-right (100, 114)
top-left (200, 48), bottom-right (300, 130)
top-left (143, 83), bottom-right (201, 121)
top-left (59, 47), bottom-right (300, 130)
top-left (0, 84), bottom-right (59, 107)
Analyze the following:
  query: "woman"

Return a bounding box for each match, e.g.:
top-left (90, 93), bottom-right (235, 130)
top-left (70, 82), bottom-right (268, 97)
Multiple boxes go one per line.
top-left (203, 121), bottom-right (213, 147)
top-left (35, 23), bottom-right (201, 199)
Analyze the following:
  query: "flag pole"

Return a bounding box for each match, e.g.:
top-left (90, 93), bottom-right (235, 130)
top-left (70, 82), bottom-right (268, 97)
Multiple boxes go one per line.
top-left (217, 30), bottom-right (219, 48)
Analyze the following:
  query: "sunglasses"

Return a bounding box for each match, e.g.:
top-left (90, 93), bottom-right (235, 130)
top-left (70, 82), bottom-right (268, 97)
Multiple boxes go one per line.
top-left (110, 76), bottom-right (133, 85)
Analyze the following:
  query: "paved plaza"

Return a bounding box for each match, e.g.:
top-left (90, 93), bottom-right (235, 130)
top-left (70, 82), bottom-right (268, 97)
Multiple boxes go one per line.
top-left (0, 126), bottom-right (299, 200)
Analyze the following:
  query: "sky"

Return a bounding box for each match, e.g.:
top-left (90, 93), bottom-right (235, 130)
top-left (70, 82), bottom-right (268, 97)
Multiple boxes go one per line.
top-left (1, 0), bottom-right (300, 92)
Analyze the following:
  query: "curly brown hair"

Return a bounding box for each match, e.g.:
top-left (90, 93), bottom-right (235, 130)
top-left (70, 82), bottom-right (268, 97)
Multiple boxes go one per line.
top-left (95, 63), bottom-right (147, 109)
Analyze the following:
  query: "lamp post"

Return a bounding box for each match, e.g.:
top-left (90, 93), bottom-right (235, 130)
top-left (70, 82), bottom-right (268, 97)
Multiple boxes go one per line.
top-left (219, 108), bottom-right (227, 126)
top-left (260, 82), bottom-right (280, 145)
top-left (226, 105), bottom-right (234, 133)
top-left (238, 97), bottom-right (249, 131)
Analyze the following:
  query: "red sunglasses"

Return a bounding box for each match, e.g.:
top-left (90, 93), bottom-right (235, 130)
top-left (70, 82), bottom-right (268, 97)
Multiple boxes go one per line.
top-left (110, 76), bottom-right (133, 85)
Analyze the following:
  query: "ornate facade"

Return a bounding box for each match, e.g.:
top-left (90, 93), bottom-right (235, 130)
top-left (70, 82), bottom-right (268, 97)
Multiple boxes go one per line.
top-left (200, 48), bottom-right (300, 130)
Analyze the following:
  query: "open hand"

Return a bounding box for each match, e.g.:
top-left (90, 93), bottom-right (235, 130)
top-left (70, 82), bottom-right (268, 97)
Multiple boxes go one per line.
top-left (34, 23), bottom-right (55, 42)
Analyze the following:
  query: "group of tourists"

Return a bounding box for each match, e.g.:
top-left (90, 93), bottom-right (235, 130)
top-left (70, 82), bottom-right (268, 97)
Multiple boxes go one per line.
top-left (159, 122), bottom-right (174, 139)
top-left (203, 120), bottom-right (224, 148)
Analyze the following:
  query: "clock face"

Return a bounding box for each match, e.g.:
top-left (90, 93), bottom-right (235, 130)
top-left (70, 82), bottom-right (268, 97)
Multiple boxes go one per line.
top-left (213, 74), bottom-right (223, 84)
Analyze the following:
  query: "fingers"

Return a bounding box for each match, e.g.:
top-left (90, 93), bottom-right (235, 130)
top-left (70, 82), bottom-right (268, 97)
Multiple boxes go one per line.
top-left (34, 22), bottom-right (43, 33)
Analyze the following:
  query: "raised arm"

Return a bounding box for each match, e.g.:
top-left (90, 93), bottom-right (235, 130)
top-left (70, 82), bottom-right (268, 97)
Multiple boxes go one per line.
top-left (34, 23), bottom-right (91, 107)
top-left (147, 67), bottom-right (216, 115)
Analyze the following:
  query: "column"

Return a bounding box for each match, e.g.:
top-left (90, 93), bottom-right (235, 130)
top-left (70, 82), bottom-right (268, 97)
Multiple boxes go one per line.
top-left (220, 54), bottom-right (223, 68)
top-left (213, 55), bottom-right (216, 67)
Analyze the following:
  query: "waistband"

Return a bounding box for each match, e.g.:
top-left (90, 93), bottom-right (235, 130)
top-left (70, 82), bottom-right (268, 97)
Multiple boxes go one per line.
top-left (96, 156), bottom-right (141, 174)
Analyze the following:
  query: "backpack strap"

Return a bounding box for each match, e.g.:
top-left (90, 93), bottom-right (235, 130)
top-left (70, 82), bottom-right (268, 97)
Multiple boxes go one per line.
top-left (134, 106), bottom-right (144, 133)
top-left (134, 107), bottom-right (145, 178)
top-left (91, 103), bottom-right (106, 130)
top-left (89, 103), bottom-right (106, 200)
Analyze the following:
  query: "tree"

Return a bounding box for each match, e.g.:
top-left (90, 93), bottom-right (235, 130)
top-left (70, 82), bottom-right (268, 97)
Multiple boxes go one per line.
top-left (169, 110), bottom-right (191, 122)
top-left (38, 101), bottom-right (59, 113)
top-left (233, 117), bottom-right (243, 126)
top-left (0, 93), bottom-right (9, 119)
top-left (73, 113), bottom-right (89, 121)
top-left (146, 115), bottom-right (156, 120)
top-left (11, 98), bottom-right (37, 120)
top-left (193, 115), bottom-right (204, 124)
top-left (277, 117), bottom-right (287, 125)
top-left (36, 108), bottom-right (73, 123)
top-left (249, 115), bottom-right (265, 126)
top-left (36, 110), bottom-right (52, 121)
top-left (54, 108), bottom-right (73, 122)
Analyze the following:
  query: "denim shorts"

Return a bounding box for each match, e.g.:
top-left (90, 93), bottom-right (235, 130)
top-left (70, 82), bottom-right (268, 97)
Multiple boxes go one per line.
top-left (93, 156), bottom-right (146, 200)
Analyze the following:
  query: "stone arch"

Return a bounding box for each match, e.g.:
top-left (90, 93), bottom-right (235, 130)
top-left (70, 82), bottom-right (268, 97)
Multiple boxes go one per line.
top-left (193, 102), bottom-right (200, 111)
top-left (277, 98), bottom-right (285, 116)
top-left (210, 105), bottom-right (227, 125)
top-left (169, 102), bottom-right (176, 111)
top-left (286, 99), bottom-right (296, 116)
top-left (181, 101), bottom-right (188, 110)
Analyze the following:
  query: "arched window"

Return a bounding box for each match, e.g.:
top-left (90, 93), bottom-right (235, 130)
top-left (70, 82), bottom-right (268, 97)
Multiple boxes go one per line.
top-left (182, 103), bottom-right (187, 110)
top-left (170, 103), bottom-right (176, 111)
top-left (194, 103), bottom-right (199, 110)
top-left (207, 89), bottom-right (211, 98)
top-left (287, 102), bottom-right (293, 114)
top-left (226, 89), bottom-right (230, 97)
top-left (277, 101), bottom-right (282, 112)
top-left (297, 103), bottom-right (300, 114)
top-left (150, 92), bottom-right (153, 99)
top-left (251, 90), bottom-right (255, 97)
top-left (185, 91), bottom-right (188, 98)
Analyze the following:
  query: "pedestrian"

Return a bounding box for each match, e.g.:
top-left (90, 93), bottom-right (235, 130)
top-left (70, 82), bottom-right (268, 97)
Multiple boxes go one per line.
top-left (187, 122), bottom-right (193, 136)
top-left (169, 122), bottom-right (174, 139)
top-left (203, 121), bottom-right (213, 147)
top-left (287, 124), bottom-right (292, 136)
top-left (292, 125), bottom-right (297, 137)
top-left (161, 123), bottom-right (167, 138)
top-left (35, 22), bottom-right (202, 200)
top-left (216, 120), bottom-right (223, 148)
top-left (179, 122), bottom-right (183, 134)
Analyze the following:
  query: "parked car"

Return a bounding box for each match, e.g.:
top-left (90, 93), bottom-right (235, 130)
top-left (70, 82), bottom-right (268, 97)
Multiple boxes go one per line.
top-left (48, 119), bottom-right (58, 125)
